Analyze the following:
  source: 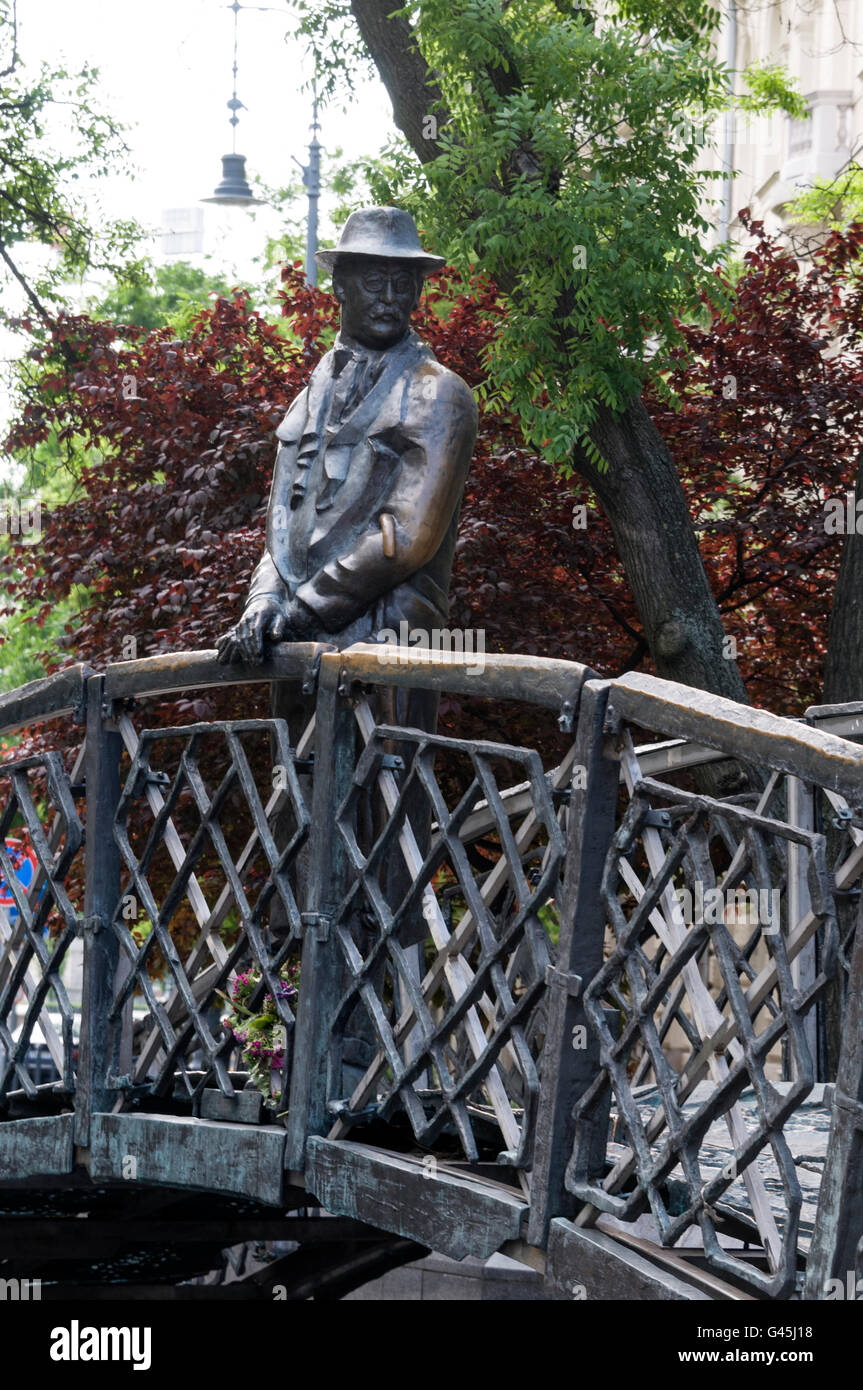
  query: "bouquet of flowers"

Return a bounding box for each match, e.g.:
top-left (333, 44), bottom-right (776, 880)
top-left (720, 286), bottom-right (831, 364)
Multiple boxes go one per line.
top-left (221, 961), bottom-right (300, 1109)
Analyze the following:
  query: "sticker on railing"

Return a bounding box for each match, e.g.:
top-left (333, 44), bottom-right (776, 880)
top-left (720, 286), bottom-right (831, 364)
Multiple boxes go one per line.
top-left (0, 837), bottom-right (38, 923)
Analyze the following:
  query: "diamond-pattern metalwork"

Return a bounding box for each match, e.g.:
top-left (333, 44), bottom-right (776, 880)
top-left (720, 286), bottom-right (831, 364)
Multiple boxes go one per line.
top-left (106, 719), bottom-right (310, 1107)
top-left (0, 753), bottom-right (83, 1105)
top-left (6, 653), bottom-right (863, 1299)
top-left (326, 724), bottom-right (566, 1168)
top-left (566, 742), bottom-right (840, 1298)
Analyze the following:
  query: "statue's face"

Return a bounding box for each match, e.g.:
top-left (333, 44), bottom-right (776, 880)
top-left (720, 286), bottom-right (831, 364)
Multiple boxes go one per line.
top-left (334, 257), bottom-right (422, 349)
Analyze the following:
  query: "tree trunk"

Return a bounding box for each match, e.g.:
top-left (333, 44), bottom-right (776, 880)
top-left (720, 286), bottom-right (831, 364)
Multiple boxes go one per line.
top-left (349, 0), bottom-right (748, 707)
top-left (581, 396), bottom-right (746, 700)
top-left (822, 450), bottom-right (863, 1078)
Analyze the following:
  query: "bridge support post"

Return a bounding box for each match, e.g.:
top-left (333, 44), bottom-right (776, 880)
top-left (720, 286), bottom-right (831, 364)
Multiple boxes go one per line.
top-left (527, 679), bottom-right (619, 1247)
top-left (75, 675), bottom-right (123, 1146)
top-left (804, 895), bottom-right (863, 1298)
top-left (286, 653), bottom-right (356, 1171)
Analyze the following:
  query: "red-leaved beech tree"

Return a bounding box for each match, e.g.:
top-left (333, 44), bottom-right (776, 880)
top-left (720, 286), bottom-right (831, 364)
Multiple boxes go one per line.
top-left (647, 214), bottom-right (863, 714)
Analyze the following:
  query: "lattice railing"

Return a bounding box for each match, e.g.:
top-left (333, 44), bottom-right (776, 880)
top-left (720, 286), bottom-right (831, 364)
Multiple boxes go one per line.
top-left (549, 673), bottom-right (863, 1298)
top-left (0, 750), bottom-right (85, 1108)
top-left (798, 700), bottom-right (863, 1067)
top-left (2, 648), bottom-right (862, 1300)
top-left (324, 707), bottom-right (567, 1174)
top-left (105, 715), bottom-right (313, 1108)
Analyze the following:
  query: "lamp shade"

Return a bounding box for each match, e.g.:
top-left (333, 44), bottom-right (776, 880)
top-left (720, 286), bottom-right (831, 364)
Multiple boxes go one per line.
top-left (202, 153), bottom-right (262, 206)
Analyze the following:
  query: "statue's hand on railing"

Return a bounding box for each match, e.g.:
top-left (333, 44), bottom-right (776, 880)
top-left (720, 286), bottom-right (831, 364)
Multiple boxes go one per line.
top-left (217, 596), bottom-right (319, 663)
top-left (217, 599), bottom-right (289, 664)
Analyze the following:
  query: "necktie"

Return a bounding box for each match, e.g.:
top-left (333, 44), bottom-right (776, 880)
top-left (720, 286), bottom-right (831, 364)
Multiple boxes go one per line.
top-left (288, 349), bottom-right (363, 510)
top-left (328, 347), bottom-right (375, 425)
top-left (289, 344), bottom-right (386, 511)
top-left (317, 348), bottom-right (387, 511)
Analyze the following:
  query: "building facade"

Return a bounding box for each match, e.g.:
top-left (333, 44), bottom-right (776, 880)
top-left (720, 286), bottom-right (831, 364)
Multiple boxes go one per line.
top-left (706, 0), bottom-right (861, 243)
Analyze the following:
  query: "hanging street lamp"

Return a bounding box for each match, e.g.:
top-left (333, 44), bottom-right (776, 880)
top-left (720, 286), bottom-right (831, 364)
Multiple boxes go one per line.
top-left (202, 1), bottom-right (321, 284)
top-left (202, 2), bottom-right (264, 208)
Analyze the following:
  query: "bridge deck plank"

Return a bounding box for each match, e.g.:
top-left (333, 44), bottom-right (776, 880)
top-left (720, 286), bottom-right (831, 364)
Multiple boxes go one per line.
top-left (0, 1113), bottom-right (75, 1181)
top-left (89, 1113), bottom-right (287, 1206)
top-left (305, 1136), bottom-right (527, 1261)
top-left (546, 1218), bottom-right (714, 1301)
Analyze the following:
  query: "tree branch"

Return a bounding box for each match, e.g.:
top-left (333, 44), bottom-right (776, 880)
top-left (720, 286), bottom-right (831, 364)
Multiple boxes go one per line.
top-left (0, 0), bottom-right (19, 81)
top-left (349, 0), bottom-right (446, 163)
top-left (0, 237), bottom-right (54, 327)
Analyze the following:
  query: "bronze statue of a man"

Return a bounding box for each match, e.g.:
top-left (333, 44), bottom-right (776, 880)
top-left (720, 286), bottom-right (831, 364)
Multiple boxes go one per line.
top-left (217, 206), bottom-right (477, 665)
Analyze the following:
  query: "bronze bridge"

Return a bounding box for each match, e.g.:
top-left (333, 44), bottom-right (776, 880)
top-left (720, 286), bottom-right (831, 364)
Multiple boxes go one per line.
top-left (0, 642), bottom-right (861, 1300)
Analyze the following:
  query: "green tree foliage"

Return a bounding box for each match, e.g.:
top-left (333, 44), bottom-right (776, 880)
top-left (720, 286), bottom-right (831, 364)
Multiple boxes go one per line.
top-left (0, 0), bottom-right (152, 691)
top-left (293, 0), bottom-right (804, 470)
top-left (736, 60), bottom-right (808, 118)
top-left (88, 260), bottom-right (246, 334)
top-left (789, 163), bottom-right (863, 233)
top-left (0, 593), bottom-right (80, 693)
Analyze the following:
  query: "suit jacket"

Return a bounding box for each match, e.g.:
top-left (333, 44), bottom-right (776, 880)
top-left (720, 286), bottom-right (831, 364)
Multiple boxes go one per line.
top-left (247, 328), bottom-right (478, 647)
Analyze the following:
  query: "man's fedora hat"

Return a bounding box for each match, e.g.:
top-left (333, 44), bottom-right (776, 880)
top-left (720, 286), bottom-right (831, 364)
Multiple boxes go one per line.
top-left (315, 206), bottom-right (445, 275)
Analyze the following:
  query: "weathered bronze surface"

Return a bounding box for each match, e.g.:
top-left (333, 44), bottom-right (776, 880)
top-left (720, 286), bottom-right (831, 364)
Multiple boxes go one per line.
top-left (217, 206), bottom-right (477, 663)
top-left (2, 643), bottom-right (863, 1296)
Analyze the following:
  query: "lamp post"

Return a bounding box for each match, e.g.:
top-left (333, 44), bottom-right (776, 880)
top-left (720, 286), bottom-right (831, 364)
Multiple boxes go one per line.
top-left (718, 0), bottom-right (738, 245)
top-left (202, 2), bottom-right (321, 284)
top-left (292, 90), bottom-right (321, 287)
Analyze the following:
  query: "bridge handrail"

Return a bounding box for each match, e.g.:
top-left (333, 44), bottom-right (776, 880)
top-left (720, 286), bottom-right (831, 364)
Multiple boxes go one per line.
top-left (0, 663), bottom-right (94, 737)
top-left (0, 643), bottom-right (594, 738)
top-left (610, 671), bottom-right (863, 803)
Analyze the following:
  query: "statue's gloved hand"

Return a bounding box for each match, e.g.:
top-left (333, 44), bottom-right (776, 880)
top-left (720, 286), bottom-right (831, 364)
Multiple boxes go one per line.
top-left (216, 599), bottom-right (289, 665)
